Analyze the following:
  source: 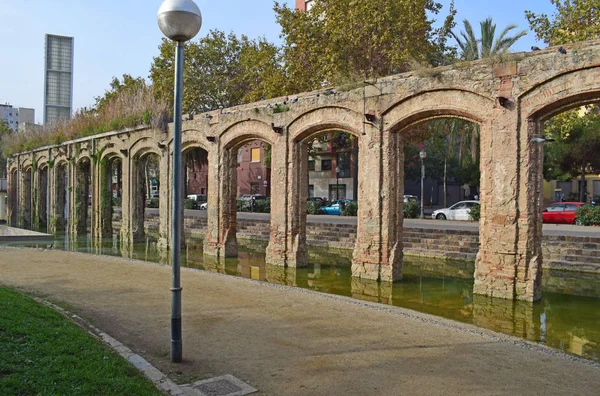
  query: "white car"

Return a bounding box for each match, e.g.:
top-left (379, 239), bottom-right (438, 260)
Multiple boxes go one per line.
top-left (432, 200), bottom-right (479, 220)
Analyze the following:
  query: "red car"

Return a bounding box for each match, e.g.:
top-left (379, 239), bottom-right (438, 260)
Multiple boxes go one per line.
top-left (542, 202), bottom-right (584, 224)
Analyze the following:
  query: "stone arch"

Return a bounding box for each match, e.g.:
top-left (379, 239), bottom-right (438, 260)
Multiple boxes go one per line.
top-left (286, 106), bottom-right (375, 269)
top-left (97, 150), bottom-right (124, 238)
top-left (219, 119), bottom-right (277, 150)
top-left (211, 119), bottom-right (278, 259)
top-left (384, 89), bottom-right (493, 134)
top-left (521, 67), bottom-right (600, 121)
top-left (289, 106), bottom-right (366, 143)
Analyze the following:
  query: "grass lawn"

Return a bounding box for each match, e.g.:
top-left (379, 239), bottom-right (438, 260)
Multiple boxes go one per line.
top-left (0, 287), bottom-right (163, 395)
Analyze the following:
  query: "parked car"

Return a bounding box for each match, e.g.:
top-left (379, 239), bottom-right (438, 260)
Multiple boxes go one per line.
top-left (308, 197), bottom-right (327, 204)
top-left (187, 194), bottom-right (206, 202)
top-left (239, 194), bottom-right (266, 201)
top-left (319, 200), bottom-right (353, 216)
top-left (404, 195), bottom-right (418, 203)
top-left (543, 202), bottom-right (584, 224)
top-left (432, 200), bottom-right (479, 220)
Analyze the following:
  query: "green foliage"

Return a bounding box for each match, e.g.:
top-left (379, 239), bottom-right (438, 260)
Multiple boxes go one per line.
top-left (0, 120), bottom-right (12, 176)
top-left (147, 198), bottom-right (160, 209)
top-left (0, 288), bottom-right (161, 395)
top-left (272, 104), bottom-right (290, 113)
top-left (150, 31), bottom-right (286, 114)
top-left (307, 201), bottom-right (323, 215)
top-left (184, 198), bottom-right (198, 210)
top-left (576, 204), bottom-right (600, 226)
top-left (404, 201), bottom-right (420, 219)
top-left (469, 203), bottom-right (481, 221)
top-left (451, 17), bottom-right (527, 60)
top-left (342, 201), bottom-right (358, 217)
top-left (543, 106), bottom-right (600, 201)
top-left (526, 0), bottom-right (600, 46)
top-left (112, 196), bottom-right (122, 207)
top-left (274, 0), bottom-right (457, 92)
top-left (236, 199), bottom-right (270, 213)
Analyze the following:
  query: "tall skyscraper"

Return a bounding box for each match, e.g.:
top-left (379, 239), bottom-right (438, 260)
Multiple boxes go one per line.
top-left (44, 34), bottom-right (74, 125)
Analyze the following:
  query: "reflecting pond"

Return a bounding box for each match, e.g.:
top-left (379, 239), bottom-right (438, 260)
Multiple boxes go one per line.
top-left (3, 233), bottom-right (600, 363)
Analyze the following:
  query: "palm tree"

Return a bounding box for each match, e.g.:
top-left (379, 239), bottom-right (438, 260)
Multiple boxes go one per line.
top-left (451, 17), bottom-right (528, 60)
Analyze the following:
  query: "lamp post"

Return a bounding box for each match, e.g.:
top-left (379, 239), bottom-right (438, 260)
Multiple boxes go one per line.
top-left (157, 0), bottom-right (202, 364)
top-left (419, 150), bottom-right (426, 219)
top-left (335, 166), bottom-right (340, 201)
top-left (263, 180), bottom-right (268, 196)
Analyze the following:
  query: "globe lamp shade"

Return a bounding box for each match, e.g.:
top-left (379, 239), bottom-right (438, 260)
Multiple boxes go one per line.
top-left (158, 0), bottom-right (202, 42)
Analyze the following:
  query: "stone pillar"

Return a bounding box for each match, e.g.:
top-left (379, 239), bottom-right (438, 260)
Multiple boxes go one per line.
top-left (158, 148), bottom-right (170, 250)
top-left (283, 139), bottom-right (308, 267)
top-left (7, 167), bottom-right (18, 227)
top-left (131, 157), bottom-right (146, 242)
top-left (31, 164), bottom-right (40, 231)
top-left (36, 166), bottom-right (49, 230)
top-left (474, 112), bottom-right (543, 301)
top-left (119, 152), bottom-right (133, 249)
top-left (217, 149), bottom-right (238, 257)
top-left (70, 160), bottom-right (90, 237)
top-left (351, 126), bottom-right (402, 281)
top-left (19, 167), bottom-right (32, 229)
top-left (50, 164), bottom-right (67, 235)
top-left (203, 148), bottom-right (221, 256)
top-left (94, 158), bottom-right (113, 239)
top-left (265, 135), bottom-right (291, 266)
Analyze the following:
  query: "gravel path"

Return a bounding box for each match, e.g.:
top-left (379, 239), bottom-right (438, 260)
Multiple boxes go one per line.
top-left (1, 247), bottom-right (598, 395)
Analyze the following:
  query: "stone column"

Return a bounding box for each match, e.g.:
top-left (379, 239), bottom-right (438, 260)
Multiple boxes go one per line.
top-left (119, 152), bottom-right (133, 249)
top-left (31, 164), bottom-right (40, 231)
top-left (203, 148), bottom-right (221, 256)
top-left (70, 160), bottom-right (90, 237)
top-left (351, 126), bottom-right (402, 282)
top-left (7, 167), bottom-right (18, 227)
top-left (265, 135), bottom-right (291, 266)
top-left (158, 150), bottom-right (170, 250)
top-left (215, 149), bottom-right (238, 257)
top-left (130, 158), bottom-right (146, 242)
top-left (94, 159), bottom-right (113, 239)
top-left (50, 164), bottom-right (67, 235)
top-left (19, 167), bottom-right (32, 230)
top-left (474, 111), bottom-right (543, 301)
top-left (283, 139), bottom-right (308, 267)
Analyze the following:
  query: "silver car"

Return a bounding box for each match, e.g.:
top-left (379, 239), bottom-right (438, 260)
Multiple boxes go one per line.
top-left (432, 200), bottom-right (479, 220)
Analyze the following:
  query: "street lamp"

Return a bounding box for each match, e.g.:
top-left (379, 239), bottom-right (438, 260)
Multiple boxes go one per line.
top-left (157, 0), bottom-right (202, 364)
top-left (335, 166), bottom-right (340, 202)
top-left (419, 150), bottom-right (426, 219)
top-left (263, 180), bottom-right (268, 196)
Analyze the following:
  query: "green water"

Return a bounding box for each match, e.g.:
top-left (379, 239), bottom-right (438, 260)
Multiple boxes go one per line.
top-left (4, 234), bottom-right (600, 363)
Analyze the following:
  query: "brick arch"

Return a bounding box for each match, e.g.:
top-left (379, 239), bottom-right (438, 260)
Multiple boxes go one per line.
top-left (520, 67), bottom-right (600, 121)
top-left (181, 140), bottom-right (211, 155)
top-left (219, 119), bottom-right (276, 150)
top-left (289, 106), bottom-right (367, 143)
top-left (384, 89), bottom-right (494, 134)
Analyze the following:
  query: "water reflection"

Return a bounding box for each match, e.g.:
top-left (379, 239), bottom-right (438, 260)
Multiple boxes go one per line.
top-left (4, 234), bottom-right (600, 363)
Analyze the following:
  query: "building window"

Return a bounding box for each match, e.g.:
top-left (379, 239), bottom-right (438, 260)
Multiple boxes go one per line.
top-left (251, 148), bottom-right (261, 163)
top-left (308, 160), bottom-right (315, 171)
top-left (337, 152), bottom-right (351, 178)
top-left (250, 183), bottom-right (260, 194)
top-left (308, 184), bottom-right (314, 197)
top-left (329, 184), bottom-right (346, 201)
top-left (321, 159), bottom-right (332, 171)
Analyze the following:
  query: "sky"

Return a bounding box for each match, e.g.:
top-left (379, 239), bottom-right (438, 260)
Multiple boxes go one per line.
top-left (0, 0), bottom-right (556, 124)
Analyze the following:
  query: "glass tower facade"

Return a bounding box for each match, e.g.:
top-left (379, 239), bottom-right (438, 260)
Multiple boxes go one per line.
top-left (44, 34), bottom-right (74, 125)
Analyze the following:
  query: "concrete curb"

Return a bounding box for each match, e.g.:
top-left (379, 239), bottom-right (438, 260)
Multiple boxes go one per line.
top-left (34, 297), bottom-right (186, 396)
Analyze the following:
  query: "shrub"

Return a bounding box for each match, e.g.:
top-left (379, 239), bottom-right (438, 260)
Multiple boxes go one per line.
top-left (307, 201), bottom-right (323, 215)
top-left (576, 204), bottom-right (600, 226)
top-left (342, 201), bottom-right (358, 216)
top-left (254, 199), bottom-right (271, 213)
top-left (184, 199), bottom-right (198, 210)
top-left (403, 201), bottom-right (419, 219)
top-left (147, 198), bottom-right (159, 208)
top-left (112, 196), bottom-right (122, 207)
top-left (469, 203), bottom-right (481, 221)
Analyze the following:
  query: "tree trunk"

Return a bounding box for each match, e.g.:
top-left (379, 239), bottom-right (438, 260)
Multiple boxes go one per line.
top-left (443, 157), bottom-right (448, 208)
top-left (580, 163), bottom-right (586, 202)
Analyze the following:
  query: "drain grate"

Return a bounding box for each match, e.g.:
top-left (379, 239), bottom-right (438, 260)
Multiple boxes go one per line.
top-left (182, 374), bottom-right (257, 396)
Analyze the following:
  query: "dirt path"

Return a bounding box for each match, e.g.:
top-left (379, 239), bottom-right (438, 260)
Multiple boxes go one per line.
top-left (1, 247), bottom-right (598, 395)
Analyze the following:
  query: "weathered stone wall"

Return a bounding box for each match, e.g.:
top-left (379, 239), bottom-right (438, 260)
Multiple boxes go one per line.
top-left (10, 39), bottom-right (600, 301)
top-left (113, 211), bottom-right (600, 275)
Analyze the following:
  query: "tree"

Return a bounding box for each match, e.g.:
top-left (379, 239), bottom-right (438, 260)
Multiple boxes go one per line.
top-left (149, 30), bottom-right (286, 115)
top-left (526, 0), bottom-right (600, 46)
top-left (0, 120), bottom-right (12, 178)
top-left (544, 107), bottom-right (600, 201)
top-left (273, 0), bottom-right (457, 92)
top-left (451, 17), bottom-right (528, 61)
top-left (95, 74), bottom-right (147, 113)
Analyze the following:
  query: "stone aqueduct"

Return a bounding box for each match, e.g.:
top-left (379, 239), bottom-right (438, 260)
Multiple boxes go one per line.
top-left (7, 40), bottom-right (600, 301)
